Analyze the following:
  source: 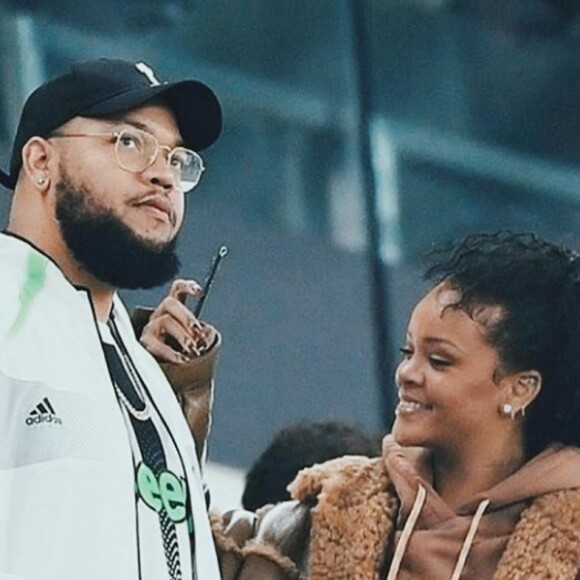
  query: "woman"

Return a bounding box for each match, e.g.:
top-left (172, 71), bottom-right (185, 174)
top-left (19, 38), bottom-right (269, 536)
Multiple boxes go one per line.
top-left (217, 231), bottom-right (580, 579)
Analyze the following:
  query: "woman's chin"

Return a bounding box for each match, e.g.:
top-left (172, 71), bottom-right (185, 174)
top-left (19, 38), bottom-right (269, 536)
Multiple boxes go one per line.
top-left (392, 420), bottom-right (426, 448)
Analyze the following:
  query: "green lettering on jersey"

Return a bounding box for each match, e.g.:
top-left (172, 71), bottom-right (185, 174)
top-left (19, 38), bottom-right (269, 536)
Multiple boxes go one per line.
top-left (136, 462), bottom-right (188, 523)
top-left (136, 462), bottom-right (163, 512)
top-left (160, 471), bottom-right (187, 522)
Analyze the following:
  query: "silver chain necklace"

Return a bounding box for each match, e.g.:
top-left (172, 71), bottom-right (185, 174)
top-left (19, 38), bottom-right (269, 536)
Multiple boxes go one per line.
top-left (114, 383), bottom-right (150, 421)
top-left (108, 318), bottom-right (151, 422)
top-left (114, 349), bottom-right (151, 421)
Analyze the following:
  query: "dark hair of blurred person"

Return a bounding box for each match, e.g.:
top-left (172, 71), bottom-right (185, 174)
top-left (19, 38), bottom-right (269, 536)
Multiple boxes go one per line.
top-left (242, 420), bottom-right (380, 511)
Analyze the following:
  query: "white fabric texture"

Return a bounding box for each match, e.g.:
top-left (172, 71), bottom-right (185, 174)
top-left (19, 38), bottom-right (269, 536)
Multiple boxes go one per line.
top-left (0, 233), bottom-right (221, 580)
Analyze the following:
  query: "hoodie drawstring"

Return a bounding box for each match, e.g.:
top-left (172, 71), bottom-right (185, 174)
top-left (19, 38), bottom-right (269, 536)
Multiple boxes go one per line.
top-left (449, 499), bottom-right (490, 580)
top-left (386, 484), bottom-right (427, 580)
top-left (386, 485), bottom-right (491, 580)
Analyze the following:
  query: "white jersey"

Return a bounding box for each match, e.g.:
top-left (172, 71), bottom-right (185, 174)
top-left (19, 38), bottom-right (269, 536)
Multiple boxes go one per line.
top-left (0, 233), bottom-right (221, 580)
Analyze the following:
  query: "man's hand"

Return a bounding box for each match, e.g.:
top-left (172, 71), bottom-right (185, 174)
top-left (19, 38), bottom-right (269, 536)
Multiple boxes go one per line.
top-left (139, 279), bottom-right (218, 364)
top-left (133, 279), bottom-right (221, 460)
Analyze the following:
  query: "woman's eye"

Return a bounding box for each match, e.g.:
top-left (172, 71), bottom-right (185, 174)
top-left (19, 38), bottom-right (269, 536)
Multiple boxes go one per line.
top-left (429, 356), bottom-right (452, 368)
top-left (399, 347), bottom-right (413, 359)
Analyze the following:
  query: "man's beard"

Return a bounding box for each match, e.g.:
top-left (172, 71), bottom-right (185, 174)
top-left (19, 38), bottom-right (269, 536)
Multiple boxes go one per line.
top-left (55, 173), bottom-right (181, 290)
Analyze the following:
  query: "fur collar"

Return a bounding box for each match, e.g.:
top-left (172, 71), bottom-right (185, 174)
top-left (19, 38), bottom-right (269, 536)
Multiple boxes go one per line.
top-left (289, 456), bottom-right (580, 580)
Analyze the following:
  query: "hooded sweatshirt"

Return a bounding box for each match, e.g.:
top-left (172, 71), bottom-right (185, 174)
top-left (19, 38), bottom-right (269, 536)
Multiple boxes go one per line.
top-left (383, 436), bottom-right (580, 579)
top-left (289, 436), bottom-right (580, 580)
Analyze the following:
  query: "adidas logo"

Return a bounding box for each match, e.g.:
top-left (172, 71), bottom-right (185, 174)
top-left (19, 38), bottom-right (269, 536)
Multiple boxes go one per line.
top-left (25, 397), bottom-right (62, 426)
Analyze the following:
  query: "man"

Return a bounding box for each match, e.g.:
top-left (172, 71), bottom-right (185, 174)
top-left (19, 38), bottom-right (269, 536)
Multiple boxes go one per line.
top-left (0, 58), bottom-right (223, 580)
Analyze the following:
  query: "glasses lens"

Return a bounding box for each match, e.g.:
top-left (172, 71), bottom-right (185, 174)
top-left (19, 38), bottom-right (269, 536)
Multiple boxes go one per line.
top-left (115, 129), bottom-right (157, 172)
top-left (169, 148), bottom-right (205, 193)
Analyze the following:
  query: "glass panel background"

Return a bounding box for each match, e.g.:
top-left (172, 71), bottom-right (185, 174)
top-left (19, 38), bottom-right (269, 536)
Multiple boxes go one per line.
top-left (1, 0), bottom-right (580, 468)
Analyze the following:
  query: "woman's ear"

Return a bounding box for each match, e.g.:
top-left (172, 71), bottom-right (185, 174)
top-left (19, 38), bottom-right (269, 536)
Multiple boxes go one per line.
top-left (501, 370), bottom-right (542, 418)
top-left (21, 137), bottom-right (53, 192)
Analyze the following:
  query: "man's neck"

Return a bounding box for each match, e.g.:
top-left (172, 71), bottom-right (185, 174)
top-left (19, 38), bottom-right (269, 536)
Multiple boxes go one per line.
top-left (74, 272), bottom-right (115, 322)
top-left (51, 249), bottom-right (115, 322)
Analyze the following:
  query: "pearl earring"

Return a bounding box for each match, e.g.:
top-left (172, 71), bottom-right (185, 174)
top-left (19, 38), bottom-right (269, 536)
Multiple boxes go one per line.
top-left (501, 403), bottom-right (523, 421)
top-left (36, 176), bottom-right (45, 186)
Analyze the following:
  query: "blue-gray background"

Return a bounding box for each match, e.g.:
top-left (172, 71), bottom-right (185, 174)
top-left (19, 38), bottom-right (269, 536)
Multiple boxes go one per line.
top-left (2, 0), bottom-right (580, 468)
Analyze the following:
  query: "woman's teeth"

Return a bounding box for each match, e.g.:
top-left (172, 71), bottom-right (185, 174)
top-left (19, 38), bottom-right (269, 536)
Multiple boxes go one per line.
top-left (395, 401), bottom-right (430, 415)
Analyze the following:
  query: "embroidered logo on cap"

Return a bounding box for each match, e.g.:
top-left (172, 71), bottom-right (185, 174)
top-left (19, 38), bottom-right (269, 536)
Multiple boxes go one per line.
top-left (135, 62), bottom-right (161, 86)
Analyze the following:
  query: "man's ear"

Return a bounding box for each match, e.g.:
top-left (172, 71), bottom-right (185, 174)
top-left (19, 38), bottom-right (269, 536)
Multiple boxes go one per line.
top-left (21, 137), bottom-right (54, 191)
top-left (502, 370), bottom-right (542, 417)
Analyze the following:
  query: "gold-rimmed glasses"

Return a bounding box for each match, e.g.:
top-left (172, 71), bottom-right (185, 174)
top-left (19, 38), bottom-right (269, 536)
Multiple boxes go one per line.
top-left (50, 127), bottom-right (205, 193)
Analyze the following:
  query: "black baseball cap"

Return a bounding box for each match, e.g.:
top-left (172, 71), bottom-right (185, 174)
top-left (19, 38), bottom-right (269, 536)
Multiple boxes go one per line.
top-left (0, 58), bottom-right (222, 190)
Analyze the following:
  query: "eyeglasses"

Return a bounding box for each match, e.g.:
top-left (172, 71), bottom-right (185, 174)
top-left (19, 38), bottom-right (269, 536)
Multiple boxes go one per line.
top-left (49, 127), bottom-right (205, 193)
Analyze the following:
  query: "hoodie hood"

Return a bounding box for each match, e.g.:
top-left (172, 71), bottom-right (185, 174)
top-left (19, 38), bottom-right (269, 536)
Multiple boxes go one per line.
top-left (383, 435), bottom-right (580, 516)
top-left (467, 445), bottom-right (580, 512)
top-left (382, 436), bottom-right (580, 579)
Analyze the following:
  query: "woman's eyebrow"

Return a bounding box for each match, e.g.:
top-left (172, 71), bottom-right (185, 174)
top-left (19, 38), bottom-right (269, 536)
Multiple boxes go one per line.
top-left (424, 336), bottom-right (465, 354)
top-left (405, 332), bottom-right (458, 349)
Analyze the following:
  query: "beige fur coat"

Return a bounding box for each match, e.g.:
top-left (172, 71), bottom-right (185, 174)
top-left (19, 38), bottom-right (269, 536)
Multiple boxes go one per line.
top-left (288, 456), bottom-right (580, 580)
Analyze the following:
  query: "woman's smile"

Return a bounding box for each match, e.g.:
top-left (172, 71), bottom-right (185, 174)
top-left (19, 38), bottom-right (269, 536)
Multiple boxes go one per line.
top-left (395, 392), bottom-right (433, 416)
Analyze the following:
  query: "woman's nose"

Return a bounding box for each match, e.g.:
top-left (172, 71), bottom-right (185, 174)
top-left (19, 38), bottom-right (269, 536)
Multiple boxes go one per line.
top-left (396, 356), bottom-right (422, 387)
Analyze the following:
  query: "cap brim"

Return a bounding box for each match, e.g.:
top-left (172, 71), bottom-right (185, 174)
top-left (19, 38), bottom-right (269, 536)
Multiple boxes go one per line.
top-left (82, 80), bottom-right (222, 152)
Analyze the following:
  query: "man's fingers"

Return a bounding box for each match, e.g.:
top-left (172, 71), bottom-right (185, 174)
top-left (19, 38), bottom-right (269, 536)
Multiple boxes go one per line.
top-left (152, 316), bottom-right (203, 355)
top-left (200, 324), bottom-right (217, 350)
top-left (149, 296), bottom-right (203, 331)
top-left (140, 280), bottom-right (218, 364)
top-left (169, 279), bottom-right (204, 304)
top-left (141, 313), bottom-right (217, 362)
top-left (140, 333), bottom-right (189, 364)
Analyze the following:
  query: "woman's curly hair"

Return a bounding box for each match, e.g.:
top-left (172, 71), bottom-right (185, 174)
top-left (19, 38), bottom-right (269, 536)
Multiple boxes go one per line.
top-left (425, 231), bottom-right (580, 457)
